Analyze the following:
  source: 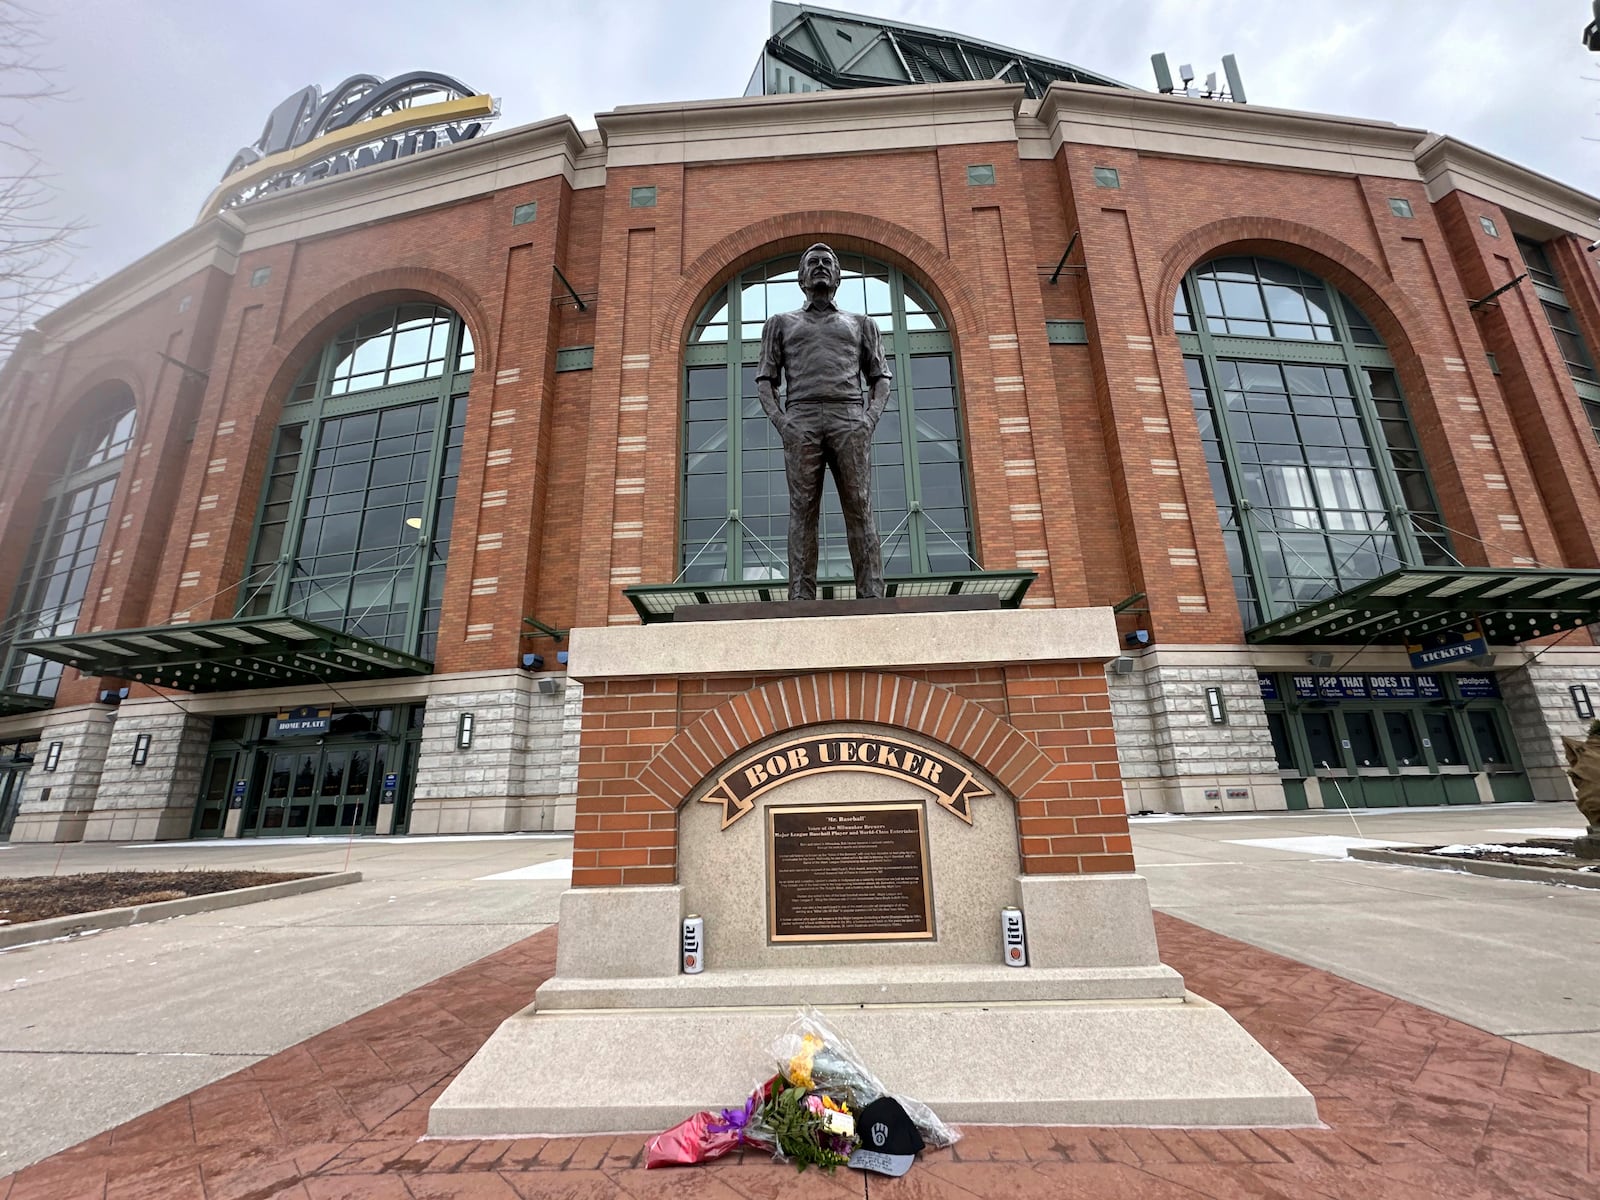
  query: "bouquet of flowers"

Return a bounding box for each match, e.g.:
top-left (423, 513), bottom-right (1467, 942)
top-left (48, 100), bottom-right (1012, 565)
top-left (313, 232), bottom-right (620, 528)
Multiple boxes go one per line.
top-left (750, 1073), bottom-right (858, 1172)
top-left (645, 1006), bottom-right (956, 1172)
top-left (763, 1008), bottom-right (959, 1150)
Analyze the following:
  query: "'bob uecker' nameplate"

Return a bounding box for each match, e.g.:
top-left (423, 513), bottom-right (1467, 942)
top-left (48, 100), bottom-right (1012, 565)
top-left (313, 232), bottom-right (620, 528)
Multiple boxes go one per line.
top-left (767, 802), bottom-right (934, 943)
top-left (702, 732), bottom-right (989, 830)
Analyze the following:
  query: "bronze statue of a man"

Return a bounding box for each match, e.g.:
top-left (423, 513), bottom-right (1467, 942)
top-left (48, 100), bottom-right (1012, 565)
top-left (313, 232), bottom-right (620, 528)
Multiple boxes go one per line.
top-left (756, 243), bottom-right (892, 600)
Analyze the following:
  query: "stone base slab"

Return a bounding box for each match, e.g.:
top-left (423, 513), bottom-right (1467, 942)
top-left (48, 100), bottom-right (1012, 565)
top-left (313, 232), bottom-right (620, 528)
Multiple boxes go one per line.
top-left (1123, 775), bottom-right (1288, 814)
top-left (407, 795), bottom-right (572, 835)
top-left (7, 810), bottom-right (89, 843)
top-left (430, 996), bottom-right (1317, 1134)
top-left (80, 805), bottom-right (194, 843)
top-left (535, 961), bottom-right (1185, 1009)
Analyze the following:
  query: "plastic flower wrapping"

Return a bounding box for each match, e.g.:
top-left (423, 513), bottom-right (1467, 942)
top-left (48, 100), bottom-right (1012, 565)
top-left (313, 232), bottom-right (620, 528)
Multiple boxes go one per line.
top-left (644, 1007), bottom-right (957, 1172)
top-left (762, 1008), bottom-right (958, 1151)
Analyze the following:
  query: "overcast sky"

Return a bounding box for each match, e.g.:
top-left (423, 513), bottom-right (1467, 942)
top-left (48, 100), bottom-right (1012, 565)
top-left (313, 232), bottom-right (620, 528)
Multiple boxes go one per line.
top-left (15, 0), bottom-right (1600, 294)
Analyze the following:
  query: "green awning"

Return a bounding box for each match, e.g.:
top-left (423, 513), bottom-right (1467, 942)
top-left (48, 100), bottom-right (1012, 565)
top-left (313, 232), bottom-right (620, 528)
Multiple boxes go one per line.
top-left (18, 616), bottom-right (433, 693)
top-left (624, 570), bottom-right (1037, 624)
top-left (1246, 566), bottom-right (1600, 645)
top-left (0, 690), bottom-right (53, 718)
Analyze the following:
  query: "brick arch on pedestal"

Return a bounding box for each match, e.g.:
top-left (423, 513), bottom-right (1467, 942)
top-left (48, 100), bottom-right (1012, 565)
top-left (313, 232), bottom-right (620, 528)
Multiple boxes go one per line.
top-left (570, 666), bottom-right (1135, 889)
top-left (656, 210), bottom-right (986, 358)
top-left (637, 671), bottom-right (1053, 809)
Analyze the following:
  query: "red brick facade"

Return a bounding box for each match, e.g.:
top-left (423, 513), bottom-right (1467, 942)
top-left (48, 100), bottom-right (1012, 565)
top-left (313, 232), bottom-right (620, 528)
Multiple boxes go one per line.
top-left (3, 81), bottom-right (1600, 824)
top-left (570, 663), bottom-right (1130, 888)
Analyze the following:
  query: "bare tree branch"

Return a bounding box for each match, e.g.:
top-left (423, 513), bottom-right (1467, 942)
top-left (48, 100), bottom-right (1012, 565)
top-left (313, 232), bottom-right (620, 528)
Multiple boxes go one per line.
top-left (0, 1), bottom-right (84, 364)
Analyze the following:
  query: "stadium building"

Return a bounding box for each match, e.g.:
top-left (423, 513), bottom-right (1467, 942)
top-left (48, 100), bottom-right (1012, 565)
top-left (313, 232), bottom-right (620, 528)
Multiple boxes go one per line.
top-left (3, 3), bottom-right (1600, 842)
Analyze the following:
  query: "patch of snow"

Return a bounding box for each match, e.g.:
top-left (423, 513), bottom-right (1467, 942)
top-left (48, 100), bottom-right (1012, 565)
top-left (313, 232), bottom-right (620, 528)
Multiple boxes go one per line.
top-left (1434, 843), bottom-right (1565, 856)
top-left (476, 858), bottom-right (573, 881)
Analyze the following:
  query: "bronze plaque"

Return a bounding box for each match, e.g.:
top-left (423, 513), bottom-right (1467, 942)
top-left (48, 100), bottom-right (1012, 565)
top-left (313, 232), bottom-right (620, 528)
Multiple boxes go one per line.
top-left (767, 802), bottom-right (934, 943)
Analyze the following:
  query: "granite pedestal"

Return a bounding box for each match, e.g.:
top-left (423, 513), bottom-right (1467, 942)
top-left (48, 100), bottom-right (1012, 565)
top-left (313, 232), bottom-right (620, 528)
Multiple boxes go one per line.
top-left (432, 606), bottom-right (1314, 1133)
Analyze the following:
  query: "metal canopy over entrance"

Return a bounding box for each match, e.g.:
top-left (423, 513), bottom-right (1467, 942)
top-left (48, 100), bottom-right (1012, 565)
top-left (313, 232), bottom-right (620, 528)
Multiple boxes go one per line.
top-left (1245, 566), bottom-right (1600, 645)
top-left (0, 691), bottom-right (53, 719)
top-left (624, 570), bottom-right (1036, 623)
top-left (18, 617), bottom-right (433, 693)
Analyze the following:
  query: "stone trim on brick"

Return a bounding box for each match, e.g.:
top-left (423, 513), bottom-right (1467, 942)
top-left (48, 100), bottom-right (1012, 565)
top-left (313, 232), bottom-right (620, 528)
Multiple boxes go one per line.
top-left (570, 665), bottom-right (1133, 889)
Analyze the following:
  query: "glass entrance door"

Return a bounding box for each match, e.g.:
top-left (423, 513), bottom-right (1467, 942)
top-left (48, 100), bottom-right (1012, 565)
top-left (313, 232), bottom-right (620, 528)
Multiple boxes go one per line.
top-left (250, 744), bottom-right (379, 836)
top-left (0, 762), bottom-right (27, 840)
top-left (193, 751), bottom-right (239, 837)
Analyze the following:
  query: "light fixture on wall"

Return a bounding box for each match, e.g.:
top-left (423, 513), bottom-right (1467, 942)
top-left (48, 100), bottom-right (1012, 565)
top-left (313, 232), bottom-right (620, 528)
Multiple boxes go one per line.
top-left (1204, 686), bottom-right (1228, 725)
top-left (457, 712), bottom-right (475, 750)
top-left (537, 677), bottom-right (561, 696)
top-left (43, 741), bottom-right (62, 772)
top-left (1307, 652), bottom-right (1334, 669)
top-left (1572, 684), bottom-right (1595, 720)
top-left (1110, 656), bottom-right (1136, 676)
top-left (131, 732), bottom-right (151, 767)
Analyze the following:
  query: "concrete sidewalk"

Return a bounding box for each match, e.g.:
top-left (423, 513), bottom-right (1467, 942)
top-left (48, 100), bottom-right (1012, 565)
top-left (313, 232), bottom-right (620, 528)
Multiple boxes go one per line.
top-left (2, 801), bottom-right (1596, 1174)
top-left (0, 833), bottom-right (573, 1172)
top-left (1133, 801), bottom-right (1600, 1071)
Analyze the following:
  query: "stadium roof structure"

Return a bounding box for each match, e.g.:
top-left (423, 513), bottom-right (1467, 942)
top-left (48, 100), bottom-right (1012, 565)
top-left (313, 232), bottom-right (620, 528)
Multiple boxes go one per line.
top-left (747, 2), bottom-right (1131, 100)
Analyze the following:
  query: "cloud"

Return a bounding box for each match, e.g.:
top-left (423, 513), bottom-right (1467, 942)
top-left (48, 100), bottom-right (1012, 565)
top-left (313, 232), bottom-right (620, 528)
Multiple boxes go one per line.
top-left (15, 0), bottom-right (1600, 290)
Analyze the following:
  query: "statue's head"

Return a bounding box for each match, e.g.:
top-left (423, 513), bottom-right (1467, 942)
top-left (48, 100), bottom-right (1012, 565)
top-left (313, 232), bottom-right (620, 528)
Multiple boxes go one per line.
top-left (799, 243), bottom-right (841, 297)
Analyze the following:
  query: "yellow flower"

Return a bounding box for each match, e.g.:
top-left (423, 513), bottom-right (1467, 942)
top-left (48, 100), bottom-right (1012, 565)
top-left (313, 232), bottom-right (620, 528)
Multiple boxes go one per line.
top-left (786, 1033), bottom-right (824, 1088)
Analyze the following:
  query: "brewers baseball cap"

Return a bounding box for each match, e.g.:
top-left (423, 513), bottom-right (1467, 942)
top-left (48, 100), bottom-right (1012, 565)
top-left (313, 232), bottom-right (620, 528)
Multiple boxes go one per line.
top-left (847, 1095), bottom-right (925, 1176)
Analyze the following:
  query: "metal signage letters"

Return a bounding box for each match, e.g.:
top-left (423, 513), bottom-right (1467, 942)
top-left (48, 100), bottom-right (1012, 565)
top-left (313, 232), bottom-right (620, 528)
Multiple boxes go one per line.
top-left (201, 72), bottom-right (496, 218)
top-left (701, 732), bottom-right (991, 830)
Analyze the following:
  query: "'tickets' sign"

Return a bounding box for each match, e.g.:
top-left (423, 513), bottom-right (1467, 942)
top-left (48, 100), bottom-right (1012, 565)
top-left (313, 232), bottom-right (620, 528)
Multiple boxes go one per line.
top-left (700, 733), bottom-right (990, 830)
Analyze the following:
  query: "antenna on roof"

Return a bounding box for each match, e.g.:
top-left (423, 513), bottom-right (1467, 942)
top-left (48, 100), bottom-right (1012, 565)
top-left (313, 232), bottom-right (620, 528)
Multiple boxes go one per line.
top-left (1149, 51), bottom-right (1246, 102)
top-left (1151, 53), bottom-right (1174, 93)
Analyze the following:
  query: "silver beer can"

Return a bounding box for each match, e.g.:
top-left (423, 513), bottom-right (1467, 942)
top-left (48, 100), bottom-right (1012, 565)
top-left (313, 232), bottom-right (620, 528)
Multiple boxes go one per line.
top-left (682, 914), bottom-right (705, 974)
top-left (1001, 906), bottom-right (1027, 967)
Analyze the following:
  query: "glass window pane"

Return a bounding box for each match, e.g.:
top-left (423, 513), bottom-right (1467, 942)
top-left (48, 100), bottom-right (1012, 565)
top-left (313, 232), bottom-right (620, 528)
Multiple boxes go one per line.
top-left (1302, 713), bottom-right (1340, 771)
top-left (1424, 712), bottom-right (1464, 766)
top-left (681, 256), bottom-right (967, 582)
top-left (1344, 711), bottom-right (1382, 767)
top-left (1468, 710), bottom-right (1510, 767)
top-left (1384, 711), bottom-right (1421, 764)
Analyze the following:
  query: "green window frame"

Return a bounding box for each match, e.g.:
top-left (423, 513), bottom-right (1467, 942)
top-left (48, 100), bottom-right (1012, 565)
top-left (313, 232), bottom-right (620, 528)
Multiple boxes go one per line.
top-left (0, 390), bottom-right (136, 698)
top-left (1515, 236), bottom-right (1600, 442)
top-left (238, 304), bottom-right (474, 661)
top-left (1176, 256), bottom-right (1454, 628)
top-left (680, 252), bottom-right (972, 583)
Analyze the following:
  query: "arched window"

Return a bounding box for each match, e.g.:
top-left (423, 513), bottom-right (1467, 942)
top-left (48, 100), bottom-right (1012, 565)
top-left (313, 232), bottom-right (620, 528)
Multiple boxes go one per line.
top-left (0, 385), bottom-right (136, 698)
top-left (1176, 256), bottom-right (1453, 627)
top-left (238, 303), bottom-right (473, 660)
top-left (681, 252), bottom-right (972, 583)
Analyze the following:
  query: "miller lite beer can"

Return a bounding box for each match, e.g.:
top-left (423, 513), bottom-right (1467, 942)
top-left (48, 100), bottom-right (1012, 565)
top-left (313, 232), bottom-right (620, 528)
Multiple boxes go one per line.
top-left (681, 914), bottom-right (705, 974)
top-left (1001, 906), bottom-right (1027, 967)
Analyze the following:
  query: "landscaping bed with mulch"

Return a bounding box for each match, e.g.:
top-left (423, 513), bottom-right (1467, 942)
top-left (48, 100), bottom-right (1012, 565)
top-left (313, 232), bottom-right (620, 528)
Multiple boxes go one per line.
top-left (0, 870), bottom-right (317, 925)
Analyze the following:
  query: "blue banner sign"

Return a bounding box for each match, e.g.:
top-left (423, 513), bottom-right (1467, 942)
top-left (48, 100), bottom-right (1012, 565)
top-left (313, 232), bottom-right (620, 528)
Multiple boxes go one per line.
top-left (1290, 673), bottom-right (1370, 699)
top-left (1407, 624), bottom-right (1488, 670)
top-left (1288, 673), bottom-right (1443, 701)
top-left (268, 704), bottom-right (332, 737)
top-left (1368, 673), bottom-right (1442, 700)
top-left (1257, 673), bottom-right (1279, 700)
top-left (1454, 673), bottom-right (1501, 699)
